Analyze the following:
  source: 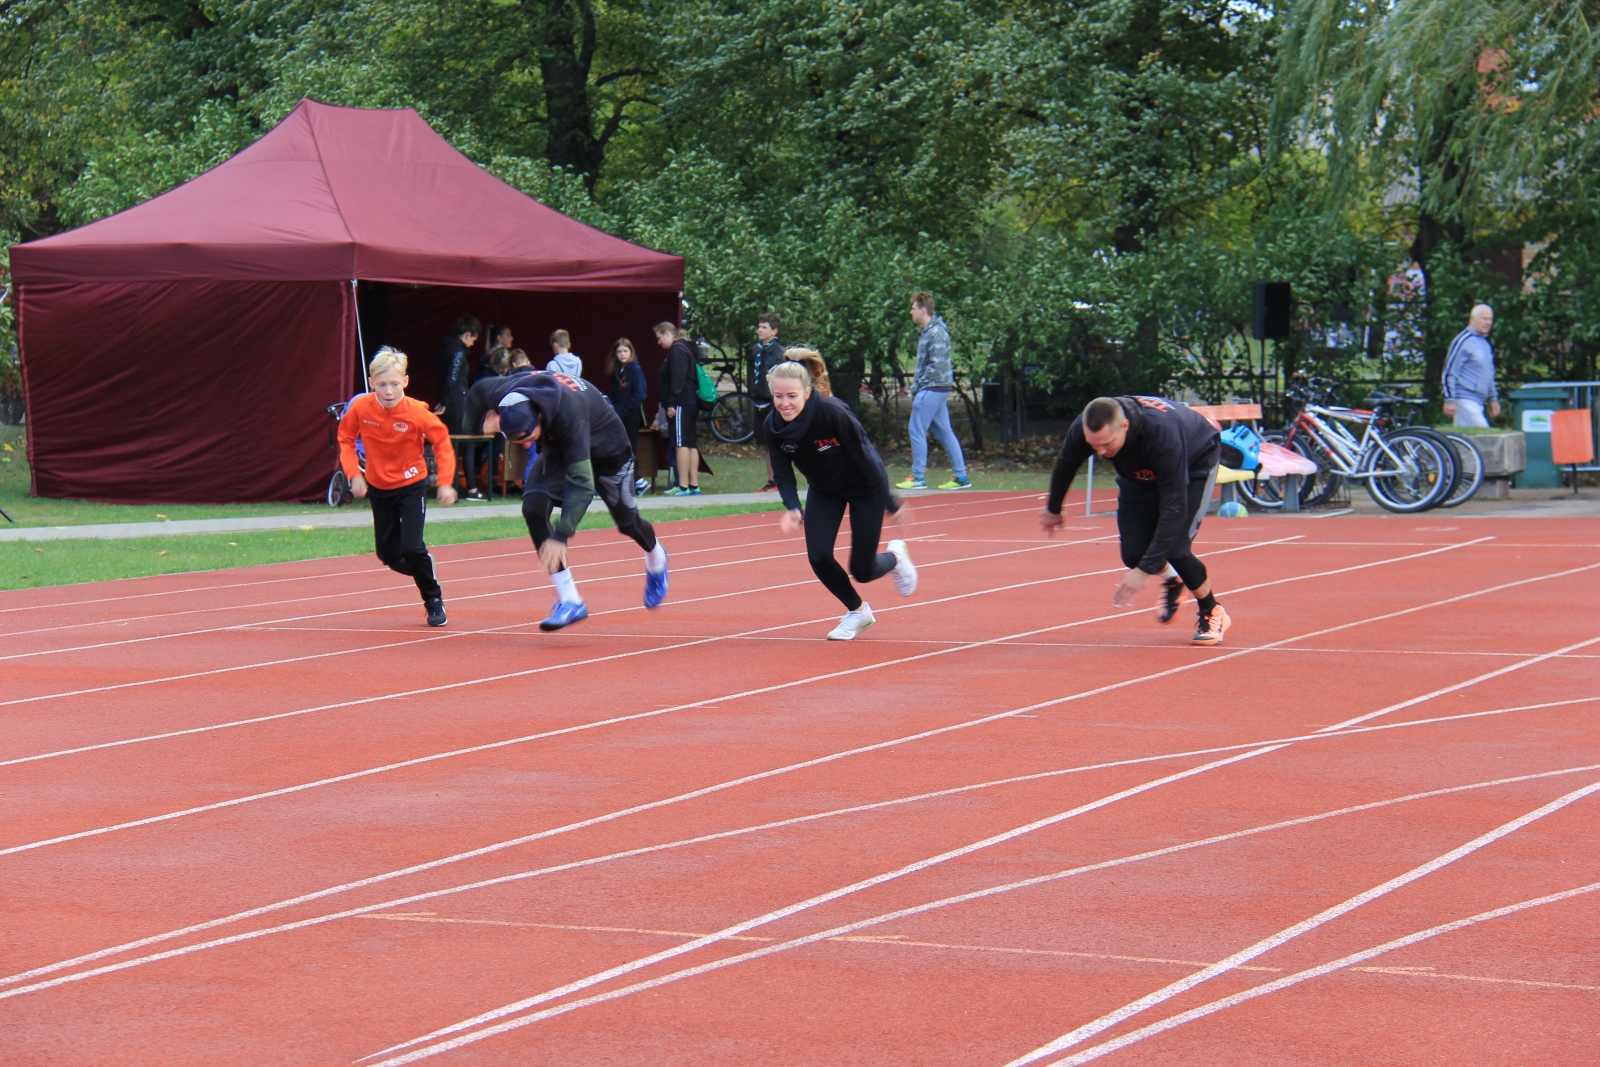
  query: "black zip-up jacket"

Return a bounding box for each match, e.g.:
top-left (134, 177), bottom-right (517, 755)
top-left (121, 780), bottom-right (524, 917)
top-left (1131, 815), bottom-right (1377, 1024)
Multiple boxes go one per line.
top-left (437, 335), bottom-right (470, 399)
top-left (1047, 396), bottom-right (1220, 574)
top-left (765, 394), bottom-right (900, 516)
top-left (609, 360), bottom-right (648, 419)
top-left (662, 337), bottom-right (699, 408)
top-left (749, 338), bottom-right (787, 403)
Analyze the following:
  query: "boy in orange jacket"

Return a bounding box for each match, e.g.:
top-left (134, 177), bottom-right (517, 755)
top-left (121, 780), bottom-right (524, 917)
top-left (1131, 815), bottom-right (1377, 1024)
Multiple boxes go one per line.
top-left (338, 346), bottom-right (458, 626)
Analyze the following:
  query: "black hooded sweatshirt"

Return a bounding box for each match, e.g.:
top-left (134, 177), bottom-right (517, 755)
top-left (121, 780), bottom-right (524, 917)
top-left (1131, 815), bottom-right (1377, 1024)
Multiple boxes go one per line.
top-left (1046, 395), bottom-right (1220, 573)
top-left (497, 372), bottom-right (635, 541)
top-left (765, 394), bottom-right (900, 516)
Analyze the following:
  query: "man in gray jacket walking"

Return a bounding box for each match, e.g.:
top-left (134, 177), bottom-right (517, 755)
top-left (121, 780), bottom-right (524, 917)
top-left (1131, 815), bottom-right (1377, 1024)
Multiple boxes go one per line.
top-left (898, 291), bottom-right (971, 490)
top-left (1442, 304), bottom-right (1501, 427)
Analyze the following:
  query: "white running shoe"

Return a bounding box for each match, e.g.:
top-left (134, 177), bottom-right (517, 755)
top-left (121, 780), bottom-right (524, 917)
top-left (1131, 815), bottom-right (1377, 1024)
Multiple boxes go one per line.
top-left (887, 539), bottom-right (918, 597)
top-left (827, 603), bottom-right (876, 641)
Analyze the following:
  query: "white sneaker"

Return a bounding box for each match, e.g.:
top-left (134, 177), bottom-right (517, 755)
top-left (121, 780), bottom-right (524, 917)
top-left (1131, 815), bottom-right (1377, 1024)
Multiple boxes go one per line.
top-left (827, 604), bottom-right (876, 641)
top-left (887, 539), bottom-right (918, 597)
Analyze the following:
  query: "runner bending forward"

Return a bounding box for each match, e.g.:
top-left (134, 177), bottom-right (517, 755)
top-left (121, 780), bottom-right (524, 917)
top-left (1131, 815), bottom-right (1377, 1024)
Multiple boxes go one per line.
top-left (1040, 395), bottom-right (1231, 645)
top-left (766, 361), bottom-right (918, 640)
top-left (486, 371), bottom-right (669, 630)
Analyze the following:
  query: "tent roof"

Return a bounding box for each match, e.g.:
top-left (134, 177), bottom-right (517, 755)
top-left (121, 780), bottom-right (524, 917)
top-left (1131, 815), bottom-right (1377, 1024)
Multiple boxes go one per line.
top-left (10, 99), bottom-right (683, 290)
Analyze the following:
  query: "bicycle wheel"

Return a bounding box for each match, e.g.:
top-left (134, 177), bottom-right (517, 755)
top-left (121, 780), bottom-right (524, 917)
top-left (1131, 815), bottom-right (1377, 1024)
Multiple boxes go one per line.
top-left (1363, 430), bottom-right (1451, 513)
top-left (1295, 434), bottom-right (1345, 508)
top-left (1409, 427), bottom-right (1461, 504)
top-left (327, 469), bottom-right (349, 508)
top-left (710, 391), bottom-right (755, 443)
top-left (1436, 433), bottom-right (1484, 507)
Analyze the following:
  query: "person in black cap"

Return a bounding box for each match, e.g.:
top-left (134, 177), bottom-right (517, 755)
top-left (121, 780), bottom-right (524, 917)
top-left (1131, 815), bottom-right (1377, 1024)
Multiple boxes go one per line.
top-left (1038, 395), bottom-right (1230, 645)
top-left (765, 360), bottom-right (918, 640)
top-left (481, 369), bottom-right (669, 630)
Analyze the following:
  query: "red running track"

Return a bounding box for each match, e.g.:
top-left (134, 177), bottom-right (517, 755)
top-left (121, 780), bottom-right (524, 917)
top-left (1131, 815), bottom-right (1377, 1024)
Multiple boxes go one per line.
top-left (1, 492), bottom-right (1598, 1067)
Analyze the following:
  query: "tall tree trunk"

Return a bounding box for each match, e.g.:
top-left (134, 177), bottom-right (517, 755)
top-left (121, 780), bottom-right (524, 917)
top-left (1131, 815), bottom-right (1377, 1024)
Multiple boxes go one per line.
top-left (530, 0), bottom-right (603, 190)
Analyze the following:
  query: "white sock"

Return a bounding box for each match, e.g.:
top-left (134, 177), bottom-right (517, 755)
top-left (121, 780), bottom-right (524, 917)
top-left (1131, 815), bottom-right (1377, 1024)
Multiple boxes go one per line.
top-left (550, 568), bottom-right (582, 605)
top-left (646, 543), bottom-right (667, 574)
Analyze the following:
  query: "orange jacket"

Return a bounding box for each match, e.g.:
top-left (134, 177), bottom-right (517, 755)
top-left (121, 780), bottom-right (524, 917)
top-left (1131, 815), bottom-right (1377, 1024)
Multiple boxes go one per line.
top-left (338, 394), bottom-right (456, 491)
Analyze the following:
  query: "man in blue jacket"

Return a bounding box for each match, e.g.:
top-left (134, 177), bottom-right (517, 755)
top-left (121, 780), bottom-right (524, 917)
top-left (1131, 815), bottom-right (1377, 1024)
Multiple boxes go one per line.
top-left (1442, 304), bottom-right (1500, 427)
top-left (898, 291), bottom-right (971, 490)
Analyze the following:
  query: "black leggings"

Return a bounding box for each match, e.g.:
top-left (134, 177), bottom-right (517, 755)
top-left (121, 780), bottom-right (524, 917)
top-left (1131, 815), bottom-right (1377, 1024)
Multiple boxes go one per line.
top-left (804, 490), bottom-right (897, 610)
top-left (369, 484), bottom-right (441, 601)
top-left (1115, 468), bottom-right (1216, 591)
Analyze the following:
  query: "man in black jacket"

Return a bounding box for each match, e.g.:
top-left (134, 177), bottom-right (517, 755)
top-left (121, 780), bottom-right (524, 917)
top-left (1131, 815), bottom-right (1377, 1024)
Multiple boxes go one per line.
top-left (749, 312), bottom-right (787, 491)
top-left (655, 322), bottom-right (701, 495)
top-left (435, 314), bottom-right (481, 495)
top-left (486, 370), bottom-right (669, 630)
top-left (1039, 395), bottom-right (1230, 645)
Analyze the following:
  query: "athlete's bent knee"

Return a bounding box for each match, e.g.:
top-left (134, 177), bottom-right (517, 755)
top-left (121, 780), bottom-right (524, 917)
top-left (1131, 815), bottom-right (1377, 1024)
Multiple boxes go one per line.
top-left (1171, 555), bottom-right (1208, 590)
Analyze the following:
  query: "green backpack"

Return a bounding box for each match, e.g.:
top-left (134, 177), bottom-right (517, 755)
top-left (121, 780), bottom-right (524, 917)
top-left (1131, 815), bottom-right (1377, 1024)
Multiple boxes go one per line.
top-left (694, 361), bottom-right (719, 410)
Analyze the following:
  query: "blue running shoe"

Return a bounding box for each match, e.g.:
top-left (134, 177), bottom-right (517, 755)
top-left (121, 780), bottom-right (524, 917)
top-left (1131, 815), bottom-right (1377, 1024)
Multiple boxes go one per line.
top-left (644, 553), bottom-right (669, 609)
top-left (540, 600), bottom-right (589, 631)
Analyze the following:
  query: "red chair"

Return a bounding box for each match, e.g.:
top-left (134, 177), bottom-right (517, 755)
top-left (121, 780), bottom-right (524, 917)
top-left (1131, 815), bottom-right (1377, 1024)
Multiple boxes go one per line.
top-left (1550, 409), bottom-right (1595, 494)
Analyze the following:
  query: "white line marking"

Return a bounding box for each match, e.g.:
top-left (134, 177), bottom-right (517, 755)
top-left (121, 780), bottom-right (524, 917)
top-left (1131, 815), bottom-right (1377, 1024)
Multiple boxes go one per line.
top-left (360, 765), bottom-right (1600, 1066)
top-left (0, 534), bottom-right (1126, 757)
top-left (11, 747), bottom-right (1591, 1006)
top-left (1042, 881), bottom-right (1600, 1065)
top-left (1009, 781), bottom-right (1600, 1066)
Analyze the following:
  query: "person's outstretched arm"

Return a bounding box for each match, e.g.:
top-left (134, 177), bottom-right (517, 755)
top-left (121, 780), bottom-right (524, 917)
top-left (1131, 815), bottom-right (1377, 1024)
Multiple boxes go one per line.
top-left (1045, 419), bottom-right (1091, 514)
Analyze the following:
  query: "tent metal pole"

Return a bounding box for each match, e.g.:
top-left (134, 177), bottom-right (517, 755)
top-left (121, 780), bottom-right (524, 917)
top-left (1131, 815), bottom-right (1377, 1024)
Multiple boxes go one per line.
top-left (351, 279), bottom-right (368, 391)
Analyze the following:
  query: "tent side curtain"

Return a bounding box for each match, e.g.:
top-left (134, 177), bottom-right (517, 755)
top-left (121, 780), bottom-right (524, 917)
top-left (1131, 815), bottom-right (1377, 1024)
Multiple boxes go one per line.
top-left (21, 280), bottom-right (352, 504)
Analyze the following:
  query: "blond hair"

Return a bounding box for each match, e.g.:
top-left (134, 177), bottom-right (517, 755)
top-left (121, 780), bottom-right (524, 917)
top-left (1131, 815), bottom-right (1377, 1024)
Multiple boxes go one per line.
top-left (783, 347), bottom-right (831, 396)
top-left (767, 360), bottom-right (813, 393)
top-left (369, 346), bottom-right (408, 378)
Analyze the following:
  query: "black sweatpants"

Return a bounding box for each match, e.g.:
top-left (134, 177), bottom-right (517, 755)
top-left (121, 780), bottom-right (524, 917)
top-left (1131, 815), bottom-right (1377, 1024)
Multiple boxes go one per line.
top-left (1115, 465), bottom-right (1218, 591)
top-left (521, 455), bottom-right (657, 560)
top-left (804, 490), bottom-right (897, 611)
top-left (369, 483), bottom-right (441, 601)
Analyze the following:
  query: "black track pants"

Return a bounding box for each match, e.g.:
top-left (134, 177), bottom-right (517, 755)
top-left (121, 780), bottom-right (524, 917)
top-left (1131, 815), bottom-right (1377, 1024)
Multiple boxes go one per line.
top-left (803, 490), bottom-right (897, 611)
top-left (1115, 465), bottom-right (1217, 590)
top-left (369, 484), bottom-right (441, 601)
top-left (521, 455), bottom-right (657, 557)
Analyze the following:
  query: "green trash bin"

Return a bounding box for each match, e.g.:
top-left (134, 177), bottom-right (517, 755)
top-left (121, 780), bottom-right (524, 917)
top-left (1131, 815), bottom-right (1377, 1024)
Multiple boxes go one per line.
top-left (1508, 385), bottom-right (1570, 488)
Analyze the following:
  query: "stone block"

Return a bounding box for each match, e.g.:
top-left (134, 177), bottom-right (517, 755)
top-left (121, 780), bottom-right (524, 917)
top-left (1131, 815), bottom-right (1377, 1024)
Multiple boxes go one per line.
top-left (1470, 432), bottom-right (1526, 478)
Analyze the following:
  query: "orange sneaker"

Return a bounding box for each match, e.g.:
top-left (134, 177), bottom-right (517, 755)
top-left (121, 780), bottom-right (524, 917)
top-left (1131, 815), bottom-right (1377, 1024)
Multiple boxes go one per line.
top-left (1192, 605), bottom-right (1230, 645)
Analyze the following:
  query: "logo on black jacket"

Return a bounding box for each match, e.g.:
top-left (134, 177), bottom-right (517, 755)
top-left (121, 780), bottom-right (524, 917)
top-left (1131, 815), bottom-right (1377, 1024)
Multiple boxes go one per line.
top-left (814, 437), bottom-right (840, 451)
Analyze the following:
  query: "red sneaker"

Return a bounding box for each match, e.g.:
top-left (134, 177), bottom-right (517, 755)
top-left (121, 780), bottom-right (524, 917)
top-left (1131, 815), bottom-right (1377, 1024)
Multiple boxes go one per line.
top-left (1192, 605), bottom-right (1231, 646)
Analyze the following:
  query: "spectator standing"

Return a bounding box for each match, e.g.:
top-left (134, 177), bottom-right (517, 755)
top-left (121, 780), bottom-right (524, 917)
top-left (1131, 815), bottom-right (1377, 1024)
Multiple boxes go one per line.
top-left (898, 292), bottom-right (971, 490)
top-left (477, 324), bottom-right (513, 382)
top-left (437, 315), bottom-right (480, 431)
top-left (656, 322), bottom-right (702, 495)
top-left (549, 329), bottom-right (584, 378)
top-left (1442, 304), bottom-right (1501, 427)
top-left (607, 337), bottom-right (649, 442)
top-left (749, 313), bottom-right (788, 491)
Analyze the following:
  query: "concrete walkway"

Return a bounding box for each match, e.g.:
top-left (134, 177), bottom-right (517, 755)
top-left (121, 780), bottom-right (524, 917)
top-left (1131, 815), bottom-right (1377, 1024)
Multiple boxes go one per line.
top-left (0, 492), bottom-right (779, 542)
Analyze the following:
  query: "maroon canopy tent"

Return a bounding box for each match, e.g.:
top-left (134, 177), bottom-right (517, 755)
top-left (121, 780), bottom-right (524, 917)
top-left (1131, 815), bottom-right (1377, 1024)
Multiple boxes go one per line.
top-left (9, 99), bottom-right (683, 503)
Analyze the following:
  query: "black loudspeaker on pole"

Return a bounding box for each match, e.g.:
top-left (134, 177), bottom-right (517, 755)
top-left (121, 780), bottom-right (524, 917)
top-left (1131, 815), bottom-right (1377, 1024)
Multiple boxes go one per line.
top-left (1253, 281), bottom-right (1292, 340)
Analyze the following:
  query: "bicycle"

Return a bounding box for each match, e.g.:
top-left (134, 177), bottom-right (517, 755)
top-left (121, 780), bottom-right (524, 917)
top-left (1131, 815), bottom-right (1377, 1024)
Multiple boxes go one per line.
top-left (1366, 388), bottom-right (1484, 508)
top-left (325, 401), bottom-right (359, 507)
top-left (1279, 397), bottom-right (1454, 513)
top-left (700, 348), bottom-right (757, 444)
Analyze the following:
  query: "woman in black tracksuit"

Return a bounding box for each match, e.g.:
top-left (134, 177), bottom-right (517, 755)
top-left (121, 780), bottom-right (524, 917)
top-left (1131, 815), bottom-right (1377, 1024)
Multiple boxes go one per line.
top-left (765, 360), bottom-right (918, 640)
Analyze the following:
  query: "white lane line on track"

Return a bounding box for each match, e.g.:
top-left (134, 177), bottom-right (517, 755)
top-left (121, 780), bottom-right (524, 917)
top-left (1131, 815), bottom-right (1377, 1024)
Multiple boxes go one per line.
top-left (370, 771), bottom-right (1600, 1067)
top-left (1046, 881), bottom-right (1600, 1064)
top-left (0, 532), bottom-right (1127, 745)
top-left (11, 739), bottom-right (1592, 1006)
top-left (1024, 799), bottom-right (1600, 1066)
top-left (0, 533), bottom-right (1110, 709)
top-left (357, 590), bottom-right (1600, 1061)
top-left (0, 501), bottom-right (1051, 661)
top-left (0, 544), bottom-right (1563, 996)
top-left (0, 495), bottom-right (1033, 636)
top-left (358, 759), bottom-right (1600, 1066)
top-left (0, 537), bottom-right (1295, 853)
